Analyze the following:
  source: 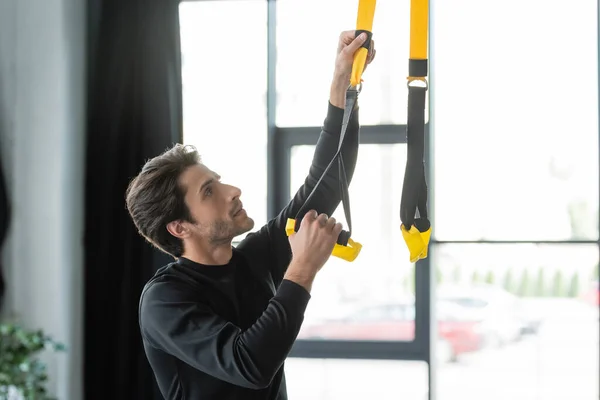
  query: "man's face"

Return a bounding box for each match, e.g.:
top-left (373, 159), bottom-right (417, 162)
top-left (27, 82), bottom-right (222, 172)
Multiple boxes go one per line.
top-left (179, 163), bottom-right (254, 244)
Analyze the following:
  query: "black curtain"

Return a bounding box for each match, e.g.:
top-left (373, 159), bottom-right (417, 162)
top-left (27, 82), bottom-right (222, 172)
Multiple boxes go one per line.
top-left (0, 140), bottom-right (8, 312)
top-left (84, 0), bottom-right (182, 398)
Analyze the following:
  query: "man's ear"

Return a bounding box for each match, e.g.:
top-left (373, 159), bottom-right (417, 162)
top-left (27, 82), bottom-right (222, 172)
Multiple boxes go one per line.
top-left (166, 220), bottom-right (191, 239)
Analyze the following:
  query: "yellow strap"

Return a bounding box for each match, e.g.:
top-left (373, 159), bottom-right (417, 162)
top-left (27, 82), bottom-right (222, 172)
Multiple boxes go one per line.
top-left (409, 0), bottom-right (428, 64)
top-left (350, 0), bottom-right (377, 86)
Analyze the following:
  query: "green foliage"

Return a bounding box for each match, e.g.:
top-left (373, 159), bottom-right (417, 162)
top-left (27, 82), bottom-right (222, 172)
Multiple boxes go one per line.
top-left (471, 270), bottom-right (481, 284)
top-left (0, 323), bottom-right (65, 400)
top-left (551, 270), bottom-right (566, 297)
top-left (536, 268), bottom-right (546, 297)
top-left (484, 270), bottom-right (495, 285)
top-left (518, 269), bottom-right (531, 297)
top-left (503, 269), bottom-right (515, 294)
top-left (568, 273), bottom-right (580, 298)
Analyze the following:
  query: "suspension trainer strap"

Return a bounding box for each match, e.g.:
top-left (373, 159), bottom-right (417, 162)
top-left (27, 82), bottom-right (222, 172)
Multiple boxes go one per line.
top-left (400, 0), bottom-right (431, 263)
top-left (284, 0), bottom-right (376, 262)
top-left (285, 87), bottom-right (362, 262)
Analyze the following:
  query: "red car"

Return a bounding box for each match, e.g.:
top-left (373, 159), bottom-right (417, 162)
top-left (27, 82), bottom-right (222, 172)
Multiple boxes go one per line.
top-left (580, 281), bottom-right (599, 307)
top-left (298, 300), bottom-right (485, 362)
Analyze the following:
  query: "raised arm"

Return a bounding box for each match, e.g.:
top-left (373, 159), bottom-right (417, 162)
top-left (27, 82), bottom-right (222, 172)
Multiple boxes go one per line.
top-left (238, 31), bottom-right (376, 284)
top-left (284, 94), bottom-right (360, 219)
top-left (277, 30), bottom-right (374, 223)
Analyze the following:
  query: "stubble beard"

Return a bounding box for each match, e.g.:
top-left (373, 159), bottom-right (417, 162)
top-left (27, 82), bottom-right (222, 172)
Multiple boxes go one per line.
top-left (208, 216), bottom-right (254, 245)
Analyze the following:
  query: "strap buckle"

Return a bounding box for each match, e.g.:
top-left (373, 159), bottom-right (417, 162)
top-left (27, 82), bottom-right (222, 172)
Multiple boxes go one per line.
top-left (348, 82), bottom-right (363, 94)
top-left (407, 77), bottom-right (428, 90)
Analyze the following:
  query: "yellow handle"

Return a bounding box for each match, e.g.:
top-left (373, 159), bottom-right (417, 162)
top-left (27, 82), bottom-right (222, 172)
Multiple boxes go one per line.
top-left (332, 237), bottom-right (363, 262)
top-left (285, 218), bottom-right (362, 262)
top-left (350, 0), bottom-right (377, 86)
top-left (401, 224), bottom-right (431, 263)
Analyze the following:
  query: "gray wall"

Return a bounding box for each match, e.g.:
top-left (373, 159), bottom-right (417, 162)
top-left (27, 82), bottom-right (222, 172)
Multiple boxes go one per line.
top-left (0, 0), bottom-right (85, 399)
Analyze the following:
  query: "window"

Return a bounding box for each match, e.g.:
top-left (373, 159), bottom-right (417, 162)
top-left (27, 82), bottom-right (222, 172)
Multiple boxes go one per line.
top-left (430, 1), bottom-right (599, 398)
top-left (285, 359), bottom-right (428, 399)
top-left (179, 1), bottom-right (269, 234)
top-left (433, 243), bottom-right (599, 400)
top-left (431, 0), bottom-right (599, 241)
top-left (289, 144), bottom-right (417, 342)
top-left (275, 0), bottom-right (417, 127)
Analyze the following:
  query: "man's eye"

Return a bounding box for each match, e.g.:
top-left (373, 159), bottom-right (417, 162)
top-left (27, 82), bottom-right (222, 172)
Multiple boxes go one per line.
top-left (205, 187), bottom-right (212, 196)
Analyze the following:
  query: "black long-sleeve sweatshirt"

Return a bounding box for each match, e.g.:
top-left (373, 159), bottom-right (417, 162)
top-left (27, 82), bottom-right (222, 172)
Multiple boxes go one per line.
top-left (139, 99), bottom-right (360, 400)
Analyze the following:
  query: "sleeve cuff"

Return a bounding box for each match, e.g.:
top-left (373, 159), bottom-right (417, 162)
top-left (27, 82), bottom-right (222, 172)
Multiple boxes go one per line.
top-left (323, 102), bottom-right (345, 134)
top-left (275, 279), bottom-right (311, 316)
top-left (323, 101), bottom-right (360, 135)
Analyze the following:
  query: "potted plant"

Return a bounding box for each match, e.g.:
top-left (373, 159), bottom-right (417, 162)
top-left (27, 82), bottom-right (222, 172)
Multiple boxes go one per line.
top-left (0, 323), bottom-right (65, 399)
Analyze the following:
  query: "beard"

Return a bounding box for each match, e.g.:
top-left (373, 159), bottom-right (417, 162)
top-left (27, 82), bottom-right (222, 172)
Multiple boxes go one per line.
top-left (207, 215), bottom-right (254, 245)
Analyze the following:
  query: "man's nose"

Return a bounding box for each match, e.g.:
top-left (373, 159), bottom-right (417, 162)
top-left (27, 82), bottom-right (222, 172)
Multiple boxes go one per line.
top-left (227, 184), bottom-right (242, 199)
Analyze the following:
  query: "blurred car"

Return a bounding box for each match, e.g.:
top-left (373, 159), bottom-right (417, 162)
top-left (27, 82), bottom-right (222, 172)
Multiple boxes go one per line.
top-left (580, 280), bottom-right (599, 307)
top-left (437, 283), bottom-right (541, 347)
top-left (297, 299), bottom-right (485, 363)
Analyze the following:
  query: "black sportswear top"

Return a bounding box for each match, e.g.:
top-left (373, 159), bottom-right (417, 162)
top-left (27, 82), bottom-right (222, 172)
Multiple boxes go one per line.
top-left (139, 100), bottom-right (360, 400)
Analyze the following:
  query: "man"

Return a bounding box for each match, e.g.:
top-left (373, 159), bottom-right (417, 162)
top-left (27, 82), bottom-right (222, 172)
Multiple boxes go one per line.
top-left (126, 30), bottom-right (376, 399)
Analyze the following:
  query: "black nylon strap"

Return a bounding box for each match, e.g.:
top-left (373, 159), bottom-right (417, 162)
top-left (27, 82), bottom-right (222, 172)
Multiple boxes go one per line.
top-left (294, 88), bottom-right (359, 246)
top-left (400, 85), bottom-right (429, 231)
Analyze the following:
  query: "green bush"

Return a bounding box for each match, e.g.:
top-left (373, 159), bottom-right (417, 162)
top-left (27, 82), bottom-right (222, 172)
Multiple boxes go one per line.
top-left (503, 269), bottom-right (515, 294)
top-left (471, 270), bottom-right (481, 285)
top-left (484, 270), bottom-right (495, 285)
top-left (551, 270), bottom-right (566, 297)
top-left (536, 268), bottom-right (547, 297)
top-left (567, 273), bottom-right (580, 298)
top-left (518, 269), bottom-right (531, 297)
top-left (0, 323), bottom-right (65, 400)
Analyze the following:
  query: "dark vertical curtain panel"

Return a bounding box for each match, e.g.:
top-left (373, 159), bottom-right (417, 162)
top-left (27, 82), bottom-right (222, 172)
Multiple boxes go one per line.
top-left (84, 0), bottom-right (183, 397)
top-left (0, 139), bottom-right (8, 312)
